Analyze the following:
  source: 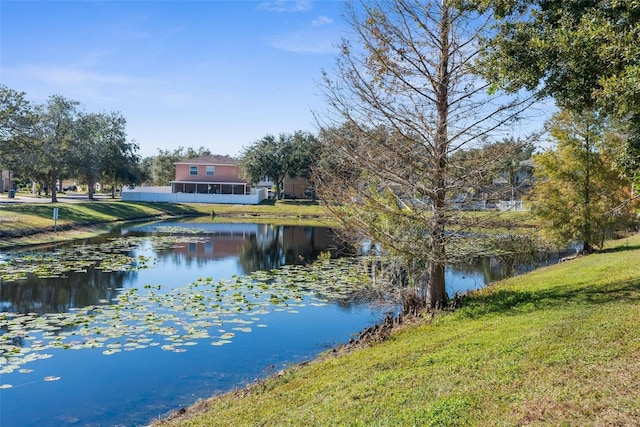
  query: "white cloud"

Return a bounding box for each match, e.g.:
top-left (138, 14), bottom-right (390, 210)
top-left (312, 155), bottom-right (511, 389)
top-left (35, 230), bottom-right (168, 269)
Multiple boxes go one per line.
top-left (257, 0), bottom-right (312, 13)
top-left (267, 31), bottom-right (338, 54)
top-left (312, 15), bottom-right (333, 26)
top-left (1, 63), bottom-right (167, 109)
top-left (16, 65), bottom-right (142, 87)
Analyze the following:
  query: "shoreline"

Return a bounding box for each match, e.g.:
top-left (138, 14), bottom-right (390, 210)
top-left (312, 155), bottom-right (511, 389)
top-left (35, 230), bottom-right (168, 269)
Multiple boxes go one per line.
top-left (151, 232), bottom-right (640, 426)
top-left (0, 199), bottom-right (330, 250)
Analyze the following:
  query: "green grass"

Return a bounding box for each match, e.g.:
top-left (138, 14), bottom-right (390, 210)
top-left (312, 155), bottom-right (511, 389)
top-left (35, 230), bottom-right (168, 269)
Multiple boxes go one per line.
top-left (0, 201), bottom-right (201, 249)
top-left (0, 200), bottom-right (331, 248)
top-left (154, 233), bottom-right (640, 427)
top-left (0, 198), bottom-right (534, 247)
top-left (212, 199), bottom-right (328, 218)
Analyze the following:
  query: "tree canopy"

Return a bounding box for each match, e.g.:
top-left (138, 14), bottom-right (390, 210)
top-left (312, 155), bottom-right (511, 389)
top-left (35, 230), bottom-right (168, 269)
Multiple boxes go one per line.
top-left (471, 0), bottom-right (640, 181)
top-left (146, 146), bottom-right (212, 186)
top-left (528, 109), bottom-right (637, 252)
top-left (0, 86), bottom-right (141, 200)
top-left (239, 131), bottom-right (319, 198)
top-left (30, 95), bottom-right (79, 202)
top-left (0, 86), bottom-right (33, 171)
top-left (70, 111), bottom-right (140, 198)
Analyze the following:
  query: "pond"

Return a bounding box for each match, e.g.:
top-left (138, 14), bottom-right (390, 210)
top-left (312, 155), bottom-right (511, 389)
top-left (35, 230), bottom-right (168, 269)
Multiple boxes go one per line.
top-left (0, 220), bottom-right (568, 426)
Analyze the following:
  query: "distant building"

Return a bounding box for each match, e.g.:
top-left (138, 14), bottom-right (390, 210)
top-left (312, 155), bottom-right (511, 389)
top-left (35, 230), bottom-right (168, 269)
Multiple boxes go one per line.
top-left (122, 154), bottom-right (266, 204)
top-left (171, 155), bottom-right (249, 195)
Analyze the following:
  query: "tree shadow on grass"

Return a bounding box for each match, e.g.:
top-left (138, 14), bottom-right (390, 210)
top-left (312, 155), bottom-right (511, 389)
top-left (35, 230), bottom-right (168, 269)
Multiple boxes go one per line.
top-left (7, 205), bottom-right (56, 219)
top-left (276, 199), bottom-right (318, 207)
top-left (599, 244), bottom-right (640, 253)
top-left (460, 278), bottom-right (640, 319)
top-left (7, 201), bottom-right (201, 224)
top-left (87, 202), bottom-right (201, 218)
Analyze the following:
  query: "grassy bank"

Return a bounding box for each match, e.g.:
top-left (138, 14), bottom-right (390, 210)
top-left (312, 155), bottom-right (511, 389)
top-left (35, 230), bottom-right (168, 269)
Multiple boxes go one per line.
top-left (155, 233), bottom-right (640, 426)
top-left (0, 201), bottom-right (200, 248)
top-left (0, 200), bottom-right (331, 248)
top-left (0, 198), bottom-right (534, 249)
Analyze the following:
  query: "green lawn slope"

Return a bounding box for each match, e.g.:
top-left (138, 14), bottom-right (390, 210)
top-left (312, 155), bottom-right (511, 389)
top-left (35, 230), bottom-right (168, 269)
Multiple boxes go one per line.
top-left (0, 200), bottom-right (330, 248)
top-left (155, 233), bottom-right (640, 427)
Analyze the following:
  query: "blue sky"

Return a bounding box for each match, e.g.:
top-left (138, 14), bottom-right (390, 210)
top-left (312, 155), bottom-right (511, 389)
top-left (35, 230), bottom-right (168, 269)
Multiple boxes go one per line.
top-left (1, 0), bottom-right (346, 158)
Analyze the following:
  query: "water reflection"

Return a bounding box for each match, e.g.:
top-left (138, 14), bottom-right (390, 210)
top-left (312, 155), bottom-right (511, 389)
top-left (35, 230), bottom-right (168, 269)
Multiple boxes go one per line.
top-left (0, 220), bottom-right (573, 427)
top-left (0, 221), bottom-right (341, 315)
top-left (0, 220), bottom-right (573, 315)
top-left (124, 222), bottom-right (338, 271)
top-left (446, 247), bottom-right (576, 295)
top-left (0, 269), bottom-right (131, 314)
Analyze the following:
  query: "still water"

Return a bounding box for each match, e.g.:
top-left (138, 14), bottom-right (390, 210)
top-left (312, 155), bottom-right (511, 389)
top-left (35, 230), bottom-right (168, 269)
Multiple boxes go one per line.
top-left (0, 220), bottom-right (561, 426)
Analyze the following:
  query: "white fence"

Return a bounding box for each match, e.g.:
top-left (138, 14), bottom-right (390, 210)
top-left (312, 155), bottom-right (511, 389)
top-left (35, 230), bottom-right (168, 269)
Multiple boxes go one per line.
top-left (121, 186), bottom-right (268, 205)
top-left (496, 200), bottom-right (526, 211)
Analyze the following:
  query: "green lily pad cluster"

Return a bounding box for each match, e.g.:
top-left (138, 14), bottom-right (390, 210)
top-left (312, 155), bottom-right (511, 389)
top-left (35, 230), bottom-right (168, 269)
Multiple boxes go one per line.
top-left (150, 225), bottom-right (205, 234)
top-left (0, 235), bottom-right (210, 283)
top-left (0, 256), bottom-right (382, 387)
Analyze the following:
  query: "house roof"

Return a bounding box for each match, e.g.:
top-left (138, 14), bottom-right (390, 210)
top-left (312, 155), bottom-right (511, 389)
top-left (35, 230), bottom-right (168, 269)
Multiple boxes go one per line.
top-left (174, 155), bottom-right (238, 166)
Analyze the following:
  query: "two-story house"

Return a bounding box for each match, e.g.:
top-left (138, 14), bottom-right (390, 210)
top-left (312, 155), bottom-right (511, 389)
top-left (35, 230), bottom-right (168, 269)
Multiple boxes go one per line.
top-left (122, 154), bottom-right (267, 204)
top-left (171, 155), bottom-right (249, 195)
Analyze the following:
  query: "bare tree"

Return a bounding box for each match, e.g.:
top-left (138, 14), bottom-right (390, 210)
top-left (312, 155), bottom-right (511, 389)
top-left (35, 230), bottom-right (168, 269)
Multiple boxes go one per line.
top-left (316, 0), bottom-right (535, 309)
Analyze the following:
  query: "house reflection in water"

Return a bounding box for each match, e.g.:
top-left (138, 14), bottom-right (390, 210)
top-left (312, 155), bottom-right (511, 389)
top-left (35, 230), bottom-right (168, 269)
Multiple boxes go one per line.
top-left (141, 222), bottom-right (339, 273)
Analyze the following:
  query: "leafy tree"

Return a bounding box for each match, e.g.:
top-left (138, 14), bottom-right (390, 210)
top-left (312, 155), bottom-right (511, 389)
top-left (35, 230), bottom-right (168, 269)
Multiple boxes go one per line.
top-left (469, 0), bottom-right (640, 182)
top-left (0, 86), bottom-right (35, 187)
top-left (314, 124), bottom-right (363, 190)
top-left (149, 146), bottom-right (211, 186)
top-left (1, 87), bottom-right (141, 197)
top-left (316, 0), bottom-right (535, 309)
top-left (239, 131), bottom-right (319, 198)
top-left (71, 113), bottom-right (104, 199)
top-left (70, 111), bottom-right (139, 198)
top-left (97, 112), bottom-right (140, 197)
top-left (139, 156), bottom-right (154, 184)
top-left (30, 95), bottom-right (79, 202)
top-left (528, 109), bottom-right (637, 253)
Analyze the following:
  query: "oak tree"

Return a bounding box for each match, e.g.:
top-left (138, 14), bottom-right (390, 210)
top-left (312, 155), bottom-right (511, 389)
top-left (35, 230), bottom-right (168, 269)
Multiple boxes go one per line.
top-left (471, 0), bottom-right (640, 182)
top-left (239, 131), bottom-right (319, 198)
top-left (0, 86), bottom-right (34, 189)
top-left (149, 146), bottom-right (211, 186)
top-left (30, 95), bottom-right (79, 202)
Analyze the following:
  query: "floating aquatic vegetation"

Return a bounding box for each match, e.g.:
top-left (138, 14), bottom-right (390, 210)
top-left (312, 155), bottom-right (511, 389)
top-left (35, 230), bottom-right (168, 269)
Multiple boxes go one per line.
top-left (149, 225), bottom-right (205, 234)
top-left (0, 256), bottom-right (385, 381)
top-left (0, 235), bottom-right (213, 283)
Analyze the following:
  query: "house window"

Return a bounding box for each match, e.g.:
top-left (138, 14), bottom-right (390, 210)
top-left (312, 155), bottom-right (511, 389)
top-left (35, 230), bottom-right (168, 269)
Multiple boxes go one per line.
top-left (206, 166), bottom-right (215, 176)
top-left (189, 166), bottom-right (198, 176)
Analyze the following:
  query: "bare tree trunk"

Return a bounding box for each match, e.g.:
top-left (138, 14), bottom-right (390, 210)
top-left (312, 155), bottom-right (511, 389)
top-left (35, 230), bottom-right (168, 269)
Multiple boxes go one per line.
top-left (315, 0), bottom-right (534, 310)
top-left (426, 1), bottom-right (451, 308)
top-left (427, 258), bottom-right (447, 308)
top-left (51, 186), bottom-right (57, 203)
top-left (582, 123), bottom-right (592, 253)
top-left (88, 181), bottom-right (95, 200)
top-left (50, 174), bottom-right (58, 203)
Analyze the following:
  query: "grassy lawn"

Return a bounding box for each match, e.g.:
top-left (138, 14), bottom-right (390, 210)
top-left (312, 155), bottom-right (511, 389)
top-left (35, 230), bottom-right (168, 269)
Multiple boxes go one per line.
top-left (0, 198), bottom-right (538, 249)
top-left (0, 199), bottom-right (331, 248)
top-left (0, 201), bottom-right (198, 242)
top-left (154, 233), bottom-right (640, 427)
